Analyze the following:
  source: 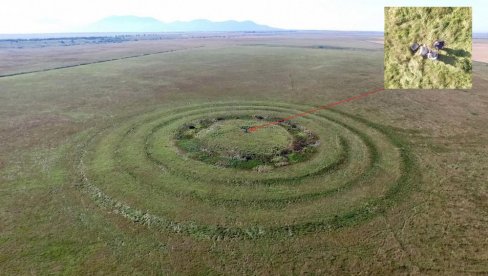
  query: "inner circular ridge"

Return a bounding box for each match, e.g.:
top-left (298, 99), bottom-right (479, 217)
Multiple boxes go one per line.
top-left (175, 115), bottom-right (319, 170)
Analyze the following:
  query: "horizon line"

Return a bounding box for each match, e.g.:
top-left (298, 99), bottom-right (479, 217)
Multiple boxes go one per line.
top-left (2, 30), bottom-right (488, 36)
top-left (0, 29), bottom-right (387, 36)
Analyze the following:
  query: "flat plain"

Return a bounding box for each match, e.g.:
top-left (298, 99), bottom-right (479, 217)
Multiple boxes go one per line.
top-left (0, 32), bottom-right (487, 274)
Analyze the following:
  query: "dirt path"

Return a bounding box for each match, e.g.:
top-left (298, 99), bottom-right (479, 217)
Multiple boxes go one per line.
top-left (0, 46), bottom-right (204, 78)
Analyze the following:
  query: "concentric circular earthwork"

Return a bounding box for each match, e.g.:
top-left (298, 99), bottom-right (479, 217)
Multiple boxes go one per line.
top-left (77, 102), bottom-right (418, 239)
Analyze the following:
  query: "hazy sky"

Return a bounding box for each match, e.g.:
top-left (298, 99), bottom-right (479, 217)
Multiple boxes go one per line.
top-left (1, 0), bottom-right (487, 33)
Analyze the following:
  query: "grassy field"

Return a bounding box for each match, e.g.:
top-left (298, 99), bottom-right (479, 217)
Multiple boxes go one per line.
top-left (384, 7), bottom-right (472, 89)
top-left (1, 33), bottom-right (487, 274)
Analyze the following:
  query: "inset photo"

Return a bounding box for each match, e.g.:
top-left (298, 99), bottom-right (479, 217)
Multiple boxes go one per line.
top-left (384, 7), bottom-right (472, 89)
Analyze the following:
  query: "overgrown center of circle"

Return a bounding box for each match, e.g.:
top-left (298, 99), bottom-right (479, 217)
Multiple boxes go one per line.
top-left (175, 116), bottom-right (319, 171)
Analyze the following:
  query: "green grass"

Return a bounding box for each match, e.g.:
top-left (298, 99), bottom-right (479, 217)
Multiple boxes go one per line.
top-left (1, 36), bottom-right (487, 274)
top-left (73, 101), bottom-right (408, 238)
top-left (195, 119), bottom-right (291, 155)
top-left (384, 7), bottom-right (472, 89)
top-left (176, 116), bottom-right (318, 169)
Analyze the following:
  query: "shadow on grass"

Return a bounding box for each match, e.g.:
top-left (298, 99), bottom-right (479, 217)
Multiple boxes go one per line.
top-left (443, 47), bottom-right (471, 58)
top-left (438, 48), bottom-right (472, 72)
top-left (438, 54), bottom-right (457, 66)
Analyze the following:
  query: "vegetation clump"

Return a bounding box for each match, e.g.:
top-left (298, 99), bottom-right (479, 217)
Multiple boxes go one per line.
top-left (175, 115), bottom-right (319, 170)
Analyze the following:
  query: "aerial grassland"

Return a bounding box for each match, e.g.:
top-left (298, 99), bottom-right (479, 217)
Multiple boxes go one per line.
top-left (0, 34), bottom-right (487, 274)
top-left (384, 7), bottom-right (472, 89)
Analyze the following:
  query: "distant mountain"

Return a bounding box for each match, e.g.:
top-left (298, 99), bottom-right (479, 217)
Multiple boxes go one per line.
top-left (83, 16), bottom-right (279, 33)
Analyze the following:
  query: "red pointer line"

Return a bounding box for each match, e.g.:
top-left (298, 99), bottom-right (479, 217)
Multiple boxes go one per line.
top-left (248, 87), bottom-right (385, 133)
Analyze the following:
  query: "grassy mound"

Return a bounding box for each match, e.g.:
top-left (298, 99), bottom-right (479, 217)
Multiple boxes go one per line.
top-left (384, 7), bottom-right (472, 89)
top-left (195, 119), bottom-right (292, 155)
top-left (176, 117), bottom-right (318, 169)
